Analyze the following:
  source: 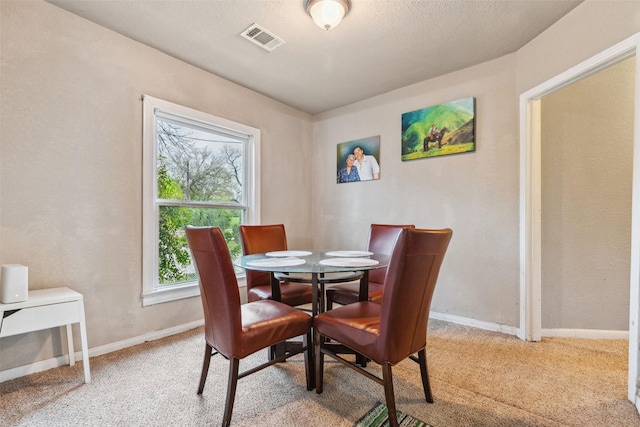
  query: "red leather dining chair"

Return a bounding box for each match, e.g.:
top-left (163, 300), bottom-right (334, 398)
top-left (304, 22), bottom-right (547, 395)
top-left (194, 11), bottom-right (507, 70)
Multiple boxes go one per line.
top-left (186, 226), bottom-right (313, 427)
top-left (325, 224), bottom-right (415, 309)
top-left (314, 228), bottom-right (452, 427)
top-left (238, 224), bottom-right (313, 307)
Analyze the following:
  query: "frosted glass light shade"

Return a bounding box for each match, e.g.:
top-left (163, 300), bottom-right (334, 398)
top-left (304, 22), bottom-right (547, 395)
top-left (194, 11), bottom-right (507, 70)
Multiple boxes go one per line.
top-left (305, 0), bottom-right (351, 30)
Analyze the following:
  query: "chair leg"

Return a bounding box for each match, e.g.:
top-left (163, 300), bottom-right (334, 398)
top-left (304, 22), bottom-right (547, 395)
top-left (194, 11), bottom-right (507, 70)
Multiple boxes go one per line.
top-left (356, 352), bottom-right (368, 367)
top-left (269, 345), bottom-right (275, 361)
top-left (417, 349), bottom-right (434, 403)
top-left (198, 343), bottom-right (213, 394)
top-left (315, 332), bottom-right (324, 394)
top-left (382, 363), bottom-right (399, 427)
top-left (222, 358), bottom-right (240, 427)
top-left (270, 342), bottom-right (290, 360)
top-left (303, 330), bottom-right (315, 390)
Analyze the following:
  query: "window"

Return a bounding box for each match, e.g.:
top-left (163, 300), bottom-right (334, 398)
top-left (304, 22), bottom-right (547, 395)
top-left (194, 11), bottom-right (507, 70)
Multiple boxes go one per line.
top-left (142, 96), bottom-right (260, 306)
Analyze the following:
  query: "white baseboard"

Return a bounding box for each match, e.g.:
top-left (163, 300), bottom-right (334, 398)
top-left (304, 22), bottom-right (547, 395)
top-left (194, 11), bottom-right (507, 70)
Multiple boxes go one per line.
top-left (88, 319), bottom-right (205, 358)
top-left (2, 310), bottom-right (628, 383)
top-left (0, 354), bottom-right (72, 383)
top-left (430, 312), bottom-right (628, 340)
top-left (0, 319), bottom-right (204, 383)
top-left (430, 311), bottom-right (520, 336)
top-left (541, 328), bottom-right (628, 339)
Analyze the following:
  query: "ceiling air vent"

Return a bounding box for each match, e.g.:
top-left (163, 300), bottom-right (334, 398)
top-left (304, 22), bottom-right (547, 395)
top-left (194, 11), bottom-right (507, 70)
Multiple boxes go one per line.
top-left (241, 23), bottom-right (285, 52)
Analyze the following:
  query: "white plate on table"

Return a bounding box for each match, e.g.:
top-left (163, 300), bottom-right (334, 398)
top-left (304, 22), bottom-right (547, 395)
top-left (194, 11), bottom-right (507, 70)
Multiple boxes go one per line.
top-left (325, 250), bottom-right (374, 257)
top-left (247, 257), bottom-right (306, 267)
top-left (265, 250), bottom-right (312, 257)
top-left (319, 258), bottom-right (379, 267)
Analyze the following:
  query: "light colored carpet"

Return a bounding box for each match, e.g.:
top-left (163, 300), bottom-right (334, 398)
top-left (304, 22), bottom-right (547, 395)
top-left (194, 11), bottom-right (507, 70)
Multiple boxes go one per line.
top-left (1, 320), bottom-right (637, 426)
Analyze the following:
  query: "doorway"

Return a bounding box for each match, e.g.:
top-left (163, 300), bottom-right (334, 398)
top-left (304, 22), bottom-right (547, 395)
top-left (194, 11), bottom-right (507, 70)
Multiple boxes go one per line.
top-left (540, 57), bottom-right (634, 335)
top-left (519, 34), bottom-right (640, 404)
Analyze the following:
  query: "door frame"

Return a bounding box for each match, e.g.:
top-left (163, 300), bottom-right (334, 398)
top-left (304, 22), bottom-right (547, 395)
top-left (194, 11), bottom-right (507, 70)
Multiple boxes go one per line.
top-left (519, 33), bottom-right (640, 403)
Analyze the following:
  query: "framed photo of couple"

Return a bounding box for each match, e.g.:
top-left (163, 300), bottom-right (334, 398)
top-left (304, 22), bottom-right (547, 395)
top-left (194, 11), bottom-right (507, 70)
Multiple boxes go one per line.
top-left (336, 136), bottom-right (381, 184)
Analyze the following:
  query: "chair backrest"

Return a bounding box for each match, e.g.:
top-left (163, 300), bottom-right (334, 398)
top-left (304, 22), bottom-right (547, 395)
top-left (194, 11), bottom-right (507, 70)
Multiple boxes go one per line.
top-left (238, 224), bottom-right (288, 291)
top-left (185, 226), bottom-right (241, 359)
top-left (367, 224), bottom-right (415, 285)
top-left (378, 228), bottom-right (452, 364)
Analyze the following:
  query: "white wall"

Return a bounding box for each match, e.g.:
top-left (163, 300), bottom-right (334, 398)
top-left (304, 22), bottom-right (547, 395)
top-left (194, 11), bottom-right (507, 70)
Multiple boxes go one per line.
top-left (0, 1), bottom-right (313, 370)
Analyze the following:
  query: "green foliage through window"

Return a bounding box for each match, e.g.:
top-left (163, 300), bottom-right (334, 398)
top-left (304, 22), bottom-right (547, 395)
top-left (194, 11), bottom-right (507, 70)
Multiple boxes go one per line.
top-left (156, 120), bottom-right (245, 285)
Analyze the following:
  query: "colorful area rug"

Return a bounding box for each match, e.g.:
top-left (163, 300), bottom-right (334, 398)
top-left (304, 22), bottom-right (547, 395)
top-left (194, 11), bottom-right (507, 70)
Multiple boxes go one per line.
top-left (354, 402), bottom-right (432, 427)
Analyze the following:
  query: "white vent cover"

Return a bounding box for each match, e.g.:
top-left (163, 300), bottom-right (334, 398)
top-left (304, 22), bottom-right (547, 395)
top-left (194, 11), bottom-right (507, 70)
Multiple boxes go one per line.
top-left (241, 23), bottom-right (285, 52)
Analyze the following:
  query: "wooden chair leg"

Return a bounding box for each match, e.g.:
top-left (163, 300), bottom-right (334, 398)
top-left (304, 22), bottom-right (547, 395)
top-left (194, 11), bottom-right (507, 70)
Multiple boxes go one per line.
top-left (315, 332), bottom-right (324, 394)
top-left (198, 343), bottom-right (213, 394)
top-left (270, 342), bottom-right (287, 360)
top-left (382, 363), bottom-right (399, 427)
top-left (222, 358), bottom-right (240, 427)
top-left (417, 348), bottom-right (434, 403)
top-left (304, 330), bottom-right (315, 390)
top-left (356, 352), bottom-right (368, 367)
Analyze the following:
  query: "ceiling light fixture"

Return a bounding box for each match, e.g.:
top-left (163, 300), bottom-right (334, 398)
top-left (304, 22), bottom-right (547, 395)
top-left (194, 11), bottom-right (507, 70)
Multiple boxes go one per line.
top-left (304, 0), bottom-right (351, 31)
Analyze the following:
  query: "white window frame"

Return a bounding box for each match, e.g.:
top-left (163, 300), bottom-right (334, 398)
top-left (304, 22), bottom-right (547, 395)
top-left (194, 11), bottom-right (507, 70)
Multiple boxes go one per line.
top-left (141, 95), bottom-right (260, 306)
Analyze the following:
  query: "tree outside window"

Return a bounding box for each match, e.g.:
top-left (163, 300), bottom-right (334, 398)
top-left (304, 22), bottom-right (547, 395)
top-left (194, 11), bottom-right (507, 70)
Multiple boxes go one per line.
top-left (142, 96), bottom-right (259, 305)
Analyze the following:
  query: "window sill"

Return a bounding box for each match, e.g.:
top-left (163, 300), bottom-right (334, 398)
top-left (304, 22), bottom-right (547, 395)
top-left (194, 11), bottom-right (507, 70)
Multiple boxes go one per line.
top-left (142, 276), bottom-right (247, 307)
top-left (142, 282), bottom-right (199, 306)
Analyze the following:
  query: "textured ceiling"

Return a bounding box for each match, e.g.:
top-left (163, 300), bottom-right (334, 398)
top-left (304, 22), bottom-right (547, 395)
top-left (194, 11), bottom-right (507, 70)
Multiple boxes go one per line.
top-left (45, 0), bottom-right (583, 114)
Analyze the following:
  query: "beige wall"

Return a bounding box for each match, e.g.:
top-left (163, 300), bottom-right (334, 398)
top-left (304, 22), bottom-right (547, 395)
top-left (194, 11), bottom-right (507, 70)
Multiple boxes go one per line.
top-left (1, 0), bottom-right (639, 373)
top-left (515, 0), bottom-right (640, 95)
top-left (516, 0), bottom-right (639, 331)
top-left (312, 56), bottom-right (520, 326)
top-left (310, 0), bottom-right (640, 328)
top-left (0, 1), bottom-right (313, 369)
top-left (541, 57), bottom-right (635, 330)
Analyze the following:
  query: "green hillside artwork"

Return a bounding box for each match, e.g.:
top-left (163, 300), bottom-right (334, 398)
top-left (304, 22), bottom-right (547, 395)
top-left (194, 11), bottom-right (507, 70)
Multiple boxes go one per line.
top-left (401, 96), bottom-right (475, 161)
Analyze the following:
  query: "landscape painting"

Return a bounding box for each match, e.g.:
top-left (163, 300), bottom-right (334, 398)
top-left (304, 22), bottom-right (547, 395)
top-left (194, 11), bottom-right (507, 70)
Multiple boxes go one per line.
top-left (401, 96), bottom-right (475, 161)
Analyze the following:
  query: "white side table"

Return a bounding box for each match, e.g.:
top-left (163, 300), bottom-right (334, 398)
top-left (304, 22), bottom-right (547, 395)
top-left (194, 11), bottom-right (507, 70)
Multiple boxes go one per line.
top-left (0, 287), bottom-right (90, 383)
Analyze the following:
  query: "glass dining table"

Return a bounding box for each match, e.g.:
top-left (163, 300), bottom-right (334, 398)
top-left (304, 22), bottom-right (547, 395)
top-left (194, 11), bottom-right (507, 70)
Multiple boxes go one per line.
top-left (237, 250), bottom-right (389, 378)
top-left (236, 250), bottom-right (389, 316)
